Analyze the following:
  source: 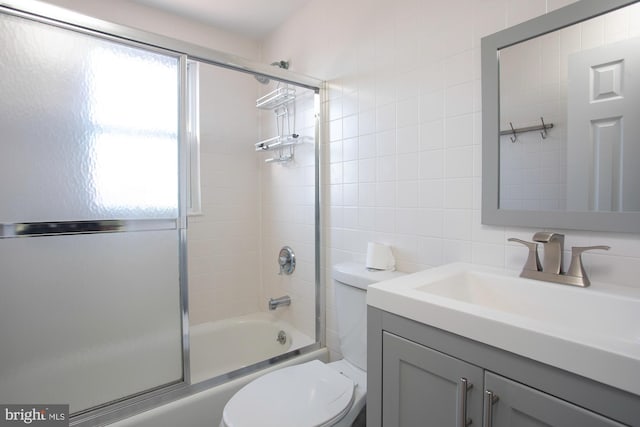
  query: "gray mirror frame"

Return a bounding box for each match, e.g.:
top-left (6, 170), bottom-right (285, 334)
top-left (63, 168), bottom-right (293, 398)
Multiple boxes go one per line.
top-left (481, 0), bottom-right (640, 233)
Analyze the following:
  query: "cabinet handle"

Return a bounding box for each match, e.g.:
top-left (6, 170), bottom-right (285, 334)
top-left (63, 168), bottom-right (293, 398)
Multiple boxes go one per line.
top-left (457, 377), bottom-right (473, 427)
top-left (483, 390), bottom-right (499, 427)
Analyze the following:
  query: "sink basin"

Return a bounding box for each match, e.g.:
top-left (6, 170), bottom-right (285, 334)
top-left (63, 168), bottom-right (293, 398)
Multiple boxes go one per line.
top-left (367, 262), bottom-right (640, 395)
top-left (415, 269), bottom-right (639, 342)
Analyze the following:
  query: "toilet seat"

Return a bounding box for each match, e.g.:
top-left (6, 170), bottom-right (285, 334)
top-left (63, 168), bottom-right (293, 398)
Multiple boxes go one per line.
top-left (221, 360), bottom-right (355, 427)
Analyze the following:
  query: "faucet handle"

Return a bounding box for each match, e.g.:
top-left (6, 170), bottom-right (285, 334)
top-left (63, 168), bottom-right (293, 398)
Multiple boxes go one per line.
top-left (508, 238), bottom-right (542, 272)
top-left (566, 245), bottom-right (610, 286)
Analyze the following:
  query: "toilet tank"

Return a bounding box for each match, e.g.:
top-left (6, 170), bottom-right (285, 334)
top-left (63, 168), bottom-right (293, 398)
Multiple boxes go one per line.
top-left (331, 262), bottom-right (404, 371)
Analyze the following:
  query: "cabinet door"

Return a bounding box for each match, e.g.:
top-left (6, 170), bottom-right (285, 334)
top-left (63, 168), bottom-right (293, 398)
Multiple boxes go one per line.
top-left (484, 372), bottom-right (625, 427)
top-left (382, 332), bottom-right (483, 427)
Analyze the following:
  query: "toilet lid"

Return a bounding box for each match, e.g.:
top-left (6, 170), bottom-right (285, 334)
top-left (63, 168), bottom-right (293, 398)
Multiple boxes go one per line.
top-left (222, 360), bottom-right (355, 427)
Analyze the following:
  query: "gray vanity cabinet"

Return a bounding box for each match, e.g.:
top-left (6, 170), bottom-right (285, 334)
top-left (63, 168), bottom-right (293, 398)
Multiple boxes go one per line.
top-left (367, 307), bottom-right (640, 427)
top-left (485, 373), bottom-right (624, 427)
top-left (382, 332), bottom-right (483, 427)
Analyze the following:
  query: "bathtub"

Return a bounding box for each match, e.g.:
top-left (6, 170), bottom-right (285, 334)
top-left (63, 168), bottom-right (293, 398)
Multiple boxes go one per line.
top-left (108, 312), bottom-right (325, 427)
top-left (189, 312), bottom-right (314, 383)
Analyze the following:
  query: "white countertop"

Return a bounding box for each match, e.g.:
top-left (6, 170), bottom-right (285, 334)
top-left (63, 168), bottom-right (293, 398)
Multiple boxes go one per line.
top-left (366, 262), bottom-right (640, 396)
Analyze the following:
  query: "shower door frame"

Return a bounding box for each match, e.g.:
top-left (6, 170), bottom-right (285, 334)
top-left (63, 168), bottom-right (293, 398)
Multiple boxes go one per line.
top-left (0, 1), bottom-right (325, 425)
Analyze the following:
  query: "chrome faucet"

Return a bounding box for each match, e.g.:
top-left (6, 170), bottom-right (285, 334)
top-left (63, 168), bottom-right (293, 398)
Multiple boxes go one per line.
top-left (508, 232), bottom-right (610, 287)
top-left (268, 295), bottom-right (291, 310)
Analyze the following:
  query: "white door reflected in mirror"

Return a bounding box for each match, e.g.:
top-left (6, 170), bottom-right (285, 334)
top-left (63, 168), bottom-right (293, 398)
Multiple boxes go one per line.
top-left (497, 1), bottom-right (640, 212)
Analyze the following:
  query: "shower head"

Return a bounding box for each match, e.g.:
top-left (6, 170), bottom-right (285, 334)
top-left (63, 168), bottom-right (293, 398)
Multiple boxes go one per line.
top-left (270, 60), bottom-right (289, 69)
top-left (253, 60), bottom-right (290, 84)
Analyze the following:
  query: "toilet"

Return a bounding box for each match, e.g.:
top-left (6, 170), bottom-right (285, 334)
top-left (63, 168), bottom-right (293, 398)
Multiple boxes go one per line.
top-left (220, 262), bottom-right (404, 427)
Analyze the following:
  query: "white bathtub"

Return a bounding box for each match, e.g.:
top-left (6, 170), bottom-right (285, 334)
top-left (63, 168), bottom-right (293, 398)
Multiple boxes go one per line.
top-left (190, 312), bottom-right (314, 383)
top-left (108, 312), bottom-right (325, 427)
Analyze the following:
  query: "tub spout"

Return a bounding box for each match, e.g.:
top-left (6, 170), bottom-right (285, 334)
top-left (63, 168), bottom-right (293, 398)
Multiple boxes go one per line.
top-left (268, 295), bottom-right (291, 310)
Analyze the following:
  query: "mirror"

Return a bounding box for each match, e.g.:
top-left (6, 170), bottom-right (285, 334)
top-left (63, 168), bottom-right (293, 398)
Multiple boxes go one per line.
top-left (482, 0), bottom-right (640, 232)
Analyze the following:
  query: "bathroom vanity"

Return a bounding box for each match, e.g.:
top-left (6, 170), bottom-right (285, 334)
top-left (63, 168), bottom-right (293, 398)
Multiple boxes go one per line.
top-left (365, 264), bottom-right (640, 427)
top-left (364, 0), bottom-right (640, 424)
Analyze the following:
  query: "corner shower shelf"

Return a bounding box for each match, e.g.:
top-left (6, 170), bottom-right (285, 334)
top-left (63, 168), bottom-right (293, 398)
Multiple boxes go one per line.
top-left (255, 134), bottom-right (300, 151)
top-left (265, 153), bottom-right (294, 163)
top-left (256, 83), bottom-right (298, 164)
top-left (256, 86), bottom-right (296, 110)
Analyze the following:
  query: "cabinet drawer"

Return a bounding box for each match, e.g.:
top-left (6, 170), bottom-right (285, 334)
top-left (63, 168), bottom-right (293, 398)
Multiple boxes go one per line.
top-left (382, 331), bottom-right (483, 427)
top-left (484, 372), bottom-right (625, 427)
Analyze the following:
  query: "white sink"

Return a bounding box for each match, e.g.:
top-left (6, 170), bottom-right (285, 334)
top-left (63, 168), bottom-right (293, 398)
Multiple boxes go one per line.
top-left (367, 262), bottom-right (640, 395)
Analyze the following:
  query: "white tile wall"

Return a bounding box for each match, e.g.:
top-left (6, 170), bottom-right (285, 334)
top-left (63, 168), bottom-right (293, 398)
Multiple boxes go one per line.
top-left (187, 64), bottom-right (261, 325)
top-left (262, 0), bottom-right (640, 360)
top-left (258, 86), bottom-right (318, 340)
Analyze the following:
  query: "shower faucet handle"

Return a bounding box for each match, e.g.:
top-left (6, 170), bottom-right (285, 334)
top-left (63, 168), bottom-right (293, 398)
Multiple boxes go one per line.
top-left (278, 246), bottom-right (295, 275)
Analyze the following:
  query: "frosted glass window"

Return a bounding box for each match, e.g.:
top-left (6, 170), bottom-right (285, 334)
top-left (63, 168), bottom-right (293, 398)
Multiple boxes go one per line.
top-left (92, 134), bottom-right (177, 213)
top-left (88, 48), bottom-right (178, 133)
top-left (0, 13), bottom-right (179, 222)
top-left (88, 48), bottom-right (179, 214)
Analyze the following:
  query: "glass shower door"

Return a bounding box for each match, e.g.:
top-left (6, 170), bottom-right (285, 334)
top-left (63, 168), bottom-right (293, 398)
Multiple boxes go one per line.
top-left (0, 11), bottom-right (184, 414)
